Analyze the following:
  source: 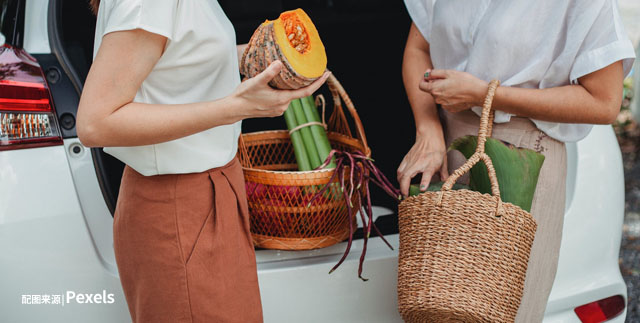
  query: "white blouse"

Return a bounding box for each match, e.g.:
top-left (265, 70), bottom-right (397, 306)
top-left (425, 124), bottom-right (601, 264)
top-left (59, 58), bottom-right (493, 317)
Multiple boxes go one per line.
top-left (93, 0), bottom-right (241, 175)
top-left (405, 0), bottom-right (636, 142)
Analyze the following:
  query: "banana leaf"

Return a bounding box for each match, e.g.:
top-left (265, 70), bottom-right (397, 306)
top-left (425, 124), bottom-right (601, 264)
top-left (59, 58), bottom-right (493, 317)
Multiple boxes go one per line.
top-left (449, 136), bottom-right (545, 212)
top-left (408, 182), bottom-right (470, 197)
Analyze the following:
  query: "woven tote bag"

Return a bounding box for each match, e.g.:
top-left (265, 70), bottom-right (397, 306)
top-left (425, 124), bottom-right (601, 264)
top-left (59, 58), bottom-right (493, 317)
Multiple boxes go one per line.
top-left (397, 80), bottom-right (538, 323)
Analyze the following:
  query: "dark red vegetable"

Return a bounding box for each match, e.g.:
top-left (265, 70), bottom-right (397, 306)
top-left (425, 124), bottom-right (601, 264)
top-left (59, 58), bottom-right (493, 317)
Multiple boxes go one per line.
top-left (311, 149), bottom-right (400, 280)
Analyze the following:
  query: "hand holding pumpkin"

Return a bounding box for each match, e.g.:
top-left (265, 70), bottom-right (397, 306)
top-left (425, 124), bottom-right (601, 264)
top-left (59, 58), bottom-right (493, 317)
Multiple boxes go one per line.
top-left (231, 60), bottom-right (330, 119)
top-left (419, 69), bottom-right (489, 113)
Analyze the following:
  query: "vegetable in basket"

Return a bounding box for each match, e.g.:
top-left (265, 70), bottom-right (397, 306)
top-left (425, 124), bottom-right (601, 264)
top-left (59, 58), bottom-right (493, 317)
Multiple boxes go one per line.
top-left (309, 150), bottom-right (400, 281)
top-left (407, 136), bottom-right (545, 213)
top-left (240, 8), bottom-right (327, 90)
top-left (449, 136), bottom-right (545, 212)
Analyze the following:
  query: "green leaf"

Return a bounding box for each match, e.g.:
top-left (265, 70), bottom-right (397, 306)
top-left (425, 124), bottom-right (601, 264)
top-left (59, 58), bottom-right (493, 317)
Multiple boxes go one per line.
top-left (408, 182), bottom-right (470, 197)
top-left (449, 136), bottom-right (545, 212)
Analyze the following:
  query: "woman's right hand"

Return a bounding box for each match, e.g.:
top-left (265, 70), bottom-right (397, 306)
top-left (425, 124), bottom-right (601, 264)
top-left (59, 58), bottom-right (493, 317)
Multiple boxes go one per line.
top-left (397, 134), bottom-right (449, 197)
top-left (231, 60), bottom-right (331, 119)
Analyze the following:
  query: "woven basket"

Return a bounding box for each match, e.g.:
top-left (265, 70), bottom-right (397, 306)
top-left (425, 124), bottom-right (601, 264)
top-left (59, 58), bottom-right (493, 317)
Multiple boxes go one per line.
top-left (397, 80), bottom-right (538, 323)
top-left (238, 74), bottom-right (370, 250)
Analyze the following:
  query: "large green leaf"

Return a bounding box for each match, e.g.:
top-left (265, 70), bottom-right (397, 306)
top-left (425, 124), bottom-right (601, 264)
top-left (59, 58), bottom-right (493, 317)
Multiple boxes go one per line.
top-left (408, 182), bottom-right (470, 197)
top-left (449, 136), bottom-right (545, 212)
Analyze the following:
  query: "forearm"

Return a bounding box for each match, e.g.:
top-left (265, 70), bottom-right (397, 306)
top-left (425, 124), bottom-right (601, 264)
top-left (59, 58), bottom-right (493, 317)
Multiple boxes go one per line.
top-left (402, 28), bottom-right (444, 143)
top-left (483, 61), bottom-right (623, 124)
top-left (79, 96), bottom-right (245, 147)
top-left (492, 84), bottom-right (621, 124)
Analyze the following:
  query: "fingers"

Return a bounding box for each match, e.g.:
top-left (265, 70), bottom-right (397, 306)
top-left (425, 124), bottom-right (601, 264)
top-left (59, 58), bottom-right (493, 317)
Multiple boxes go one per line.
top-left (398, 171), bottom-right (414, 198)
top-left (425, 69), bottom-right (449, 81)
top-left (419, 169), bottom-right (436, 192)
top-left (419, 77), bottom-right (447, 94)
top-left (254, 60), bottom-right (283, 84)
top-left (440, 154), bottom-right (449, 181)
top-left (418, 79), bottom-right (433, 93)
top-left (287, 71), bottom-right (331, 99)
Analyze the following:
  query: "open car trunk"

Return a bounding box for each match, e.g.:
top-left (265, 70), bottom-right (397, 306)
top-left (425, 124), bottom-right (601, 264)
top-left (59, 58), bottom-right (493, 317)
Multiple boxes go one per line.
top-left (51, 0), bottom-right (410, 234)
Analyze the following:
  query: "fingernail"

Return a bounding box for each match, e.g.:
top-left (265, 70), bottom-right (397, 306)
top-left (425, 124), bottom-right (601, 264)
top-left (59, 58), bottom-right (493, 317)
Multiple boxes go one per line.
top-left (424, 72), bottom-right (430, 78)
top-left (420, 184), bottom-right (427, 190)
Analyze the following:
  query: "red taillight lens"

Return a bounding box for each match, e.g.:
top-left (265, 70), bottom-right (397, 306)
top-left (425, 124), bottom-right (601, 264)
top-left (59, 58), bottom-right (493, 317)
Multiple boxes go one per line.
top-left (0, 44), bottom-right (62, 151)
top-left (574, 295), bottom-right (626, 323)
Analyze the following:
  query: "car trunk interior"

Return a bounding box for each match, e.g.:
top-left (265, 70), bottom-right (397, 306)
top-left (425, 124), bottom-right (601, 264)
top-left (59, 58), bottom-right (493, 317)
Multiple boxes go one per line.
top-left (52, 0), bottom-right (412, 235)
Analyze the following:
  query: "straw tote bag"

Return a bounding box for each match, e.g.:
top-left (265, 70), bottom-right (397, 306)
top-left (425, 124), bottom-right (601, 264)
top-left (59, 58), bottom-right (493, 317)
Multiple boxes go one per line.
top-left (397, 80), bottom-right (538, 323)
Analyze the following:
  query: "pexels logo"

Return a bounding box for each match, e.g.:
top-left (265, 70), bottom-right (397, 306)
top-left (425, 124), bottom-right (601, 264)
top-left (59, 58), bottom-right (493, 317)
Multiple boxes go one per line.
top-left (66, 290), bottom-right (115, 304)
top-left (21, 290), bottom-right (115, 306)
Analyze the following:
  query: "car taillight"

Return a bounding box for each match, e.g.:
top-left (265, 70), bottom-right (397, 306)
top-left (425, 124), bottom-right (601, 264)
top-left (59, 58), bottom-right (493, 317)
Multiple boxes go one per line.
top-left (574, 295), bottom-right (626, 323)
top-left (0, 44), bottom-right (62, 151)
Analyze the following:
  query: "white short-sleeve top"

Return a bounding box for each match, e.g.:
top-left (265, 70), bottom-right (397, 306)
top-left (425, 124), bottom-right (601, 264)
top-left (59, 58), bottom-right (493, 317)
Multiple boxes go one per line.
top-left (404, 0), bottom-right (636, 142)
top-left (93, 0), bottom-right (241, 175)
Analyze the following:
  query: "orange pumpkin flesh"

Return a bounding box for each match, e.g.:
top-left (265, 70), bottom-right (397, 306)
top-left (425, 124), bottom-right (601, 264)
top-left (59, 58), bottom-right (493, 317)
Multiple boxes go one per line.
top-left (240, 9), bottom-right (327, 89)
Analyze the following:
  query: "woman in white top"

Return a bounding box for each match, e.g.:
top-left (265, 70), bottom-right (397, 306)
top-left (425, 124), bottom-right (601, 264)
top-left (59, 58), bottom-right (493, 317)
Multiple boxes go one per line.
top-left (77, 0), bottom-right (329, 322)
top-left (398, 0), bottom-right (635, 321)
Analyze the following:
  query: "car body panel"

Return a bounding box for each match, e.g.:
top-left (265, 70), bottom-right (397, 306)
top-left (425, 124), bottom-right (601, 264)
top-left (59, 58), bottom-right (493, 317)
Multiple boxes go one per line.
top-left (0, 145), bottom-right (130, 323)
top-left (544, 125), bottom-right (628, 321)
top-left (24, 0), bottom-right (50, 54)
top-left (0, 0), bottom-right (628, 322)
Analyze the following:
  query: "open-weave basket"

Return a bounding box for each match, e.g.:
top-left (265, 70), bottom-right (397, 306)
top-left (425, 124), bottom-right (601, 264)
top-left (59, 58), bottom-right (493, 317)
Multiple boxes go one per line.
top-left (397, 80), bottom-right (538, 323)
top-left (238, 74), bottom-right (370, 250)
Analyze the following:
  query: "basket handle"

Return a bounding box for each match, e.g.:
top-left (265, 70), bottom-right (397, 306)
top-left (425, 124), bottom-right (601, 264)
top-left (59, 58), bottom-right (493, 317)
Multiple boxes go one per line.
top-left (437, 80), bottom-right (503, 216)
top-left (325, 72), bottom-right (371, 156)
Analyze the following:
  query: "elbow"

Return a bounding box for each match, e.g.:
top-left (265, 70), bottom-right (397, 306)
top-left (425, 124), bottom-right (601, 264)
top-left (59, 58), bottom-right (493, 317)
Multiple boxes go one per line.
top-left (76, 120), bottom-right (101, 148)
top-left (588, 95), bottom-right (621, 125)
top-left (600, 98), bottom-right (622, 125)
top-left (602, 108), bottom-right (619, 125)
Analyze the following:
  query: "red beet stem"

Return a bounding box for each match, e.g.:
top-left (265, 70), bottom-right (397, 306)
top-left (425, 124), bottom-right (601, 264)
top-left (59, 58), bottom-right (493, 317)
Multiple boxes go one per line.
top-left (357, 192), bottom-right (369, 281)
top-left (306, 158), bottom-right (344, 207)
top-left (347, 153), bottom-right (356, 207)
top-left (366, 160), bottom-right (401, 198)
top-left (315, 149), bottom-right (340, 170)
top-left (328, 181), bottom-right (355, 274)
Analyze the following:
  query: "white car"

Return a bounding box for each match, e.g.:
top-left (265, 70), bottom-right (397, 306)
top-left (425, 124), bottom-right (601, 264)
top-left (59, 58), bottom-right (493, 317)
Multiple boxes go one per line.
top-left (0, 1), bottom-right (629, 322)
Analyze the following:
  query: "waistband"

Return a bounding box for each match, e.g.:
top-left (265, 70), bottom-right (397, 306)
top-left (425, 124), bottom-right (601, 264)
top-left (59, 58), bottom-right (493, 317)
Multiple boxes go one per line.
top-left (125, 156), bottom-right (240, 179)
top-left (440, 109), bottom-right (538, 132)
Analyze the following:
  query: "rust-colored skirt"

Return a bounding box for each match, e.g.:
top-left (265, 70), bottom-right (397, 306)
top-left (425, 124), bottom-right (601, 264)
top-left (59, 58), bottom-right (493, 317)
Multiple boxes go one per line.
top-left (113, 157), bottom-right (263, 323)
top-left (442, 109), bottom-right (567, 323)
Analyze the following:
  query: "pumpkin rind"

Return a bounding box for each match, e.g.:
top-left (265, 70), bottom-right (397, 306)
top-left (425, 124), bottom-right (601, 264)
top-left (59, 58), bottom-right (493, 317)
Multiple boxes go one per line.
top-left (240, 9), bottom-right (327, 89)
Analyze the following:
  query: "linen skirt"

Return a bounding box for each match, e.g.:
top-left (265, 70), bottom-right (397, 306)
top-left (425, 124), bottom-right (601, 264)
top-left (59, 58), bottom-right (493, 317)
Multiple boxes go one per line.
top-left (441, 109), bottom-right (567, 323)
top-left (113, 157), bottom-right (263, 323)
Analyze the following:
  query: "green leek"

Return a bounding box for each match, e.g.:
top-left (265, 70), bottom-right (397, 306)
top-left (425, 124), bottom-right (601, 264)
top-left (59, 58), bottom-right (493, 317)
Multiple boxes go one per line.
top-left (283, 103), bottom-right (312, 171)
top-left (301, 95), bottom-right (335, 168)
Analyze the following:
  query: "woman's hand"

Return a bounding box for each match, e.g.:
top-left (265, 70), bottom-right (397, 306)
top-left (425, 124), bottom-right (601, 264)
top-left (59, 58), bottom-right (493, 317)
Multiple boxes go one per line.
top-left (419, 69), bottom-right (488, 113)
top-left (231, 60), bottom-right (331, 120)
top-left (397, 133), bottom-right (449, 197)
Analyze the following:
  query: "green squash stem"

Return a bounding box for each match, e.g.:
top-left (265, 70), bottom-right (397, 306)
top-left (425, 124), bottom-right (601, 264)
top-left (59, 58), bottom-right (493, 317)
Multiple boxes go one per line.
top-left (301, 95), bottom-right (336, 168)
top-left (283, 102), bottom-right (312, 171)
top-left (291, 98), bottom-right (322, 169)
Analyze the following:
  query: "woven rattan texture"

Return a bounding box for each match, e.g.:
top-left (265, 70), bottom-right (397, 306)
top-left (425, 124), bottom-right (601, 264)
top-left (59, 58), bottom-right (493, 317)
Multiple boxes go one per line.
top-left (238, 74), bottom-right (370, 250)
top-left (398, 191), bottom-right (536, 322)
top-left (396, 80), bottom-right (538, 322)
top-left (240, 131), bottom-right (365, 250)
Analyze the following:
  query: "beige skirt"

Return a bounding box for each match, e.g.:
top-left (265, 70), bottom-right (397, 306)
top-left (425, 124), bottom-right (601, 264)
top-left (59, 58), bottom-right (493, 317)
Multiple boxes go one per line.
top-left (441, 109), bottom-right (567, 323)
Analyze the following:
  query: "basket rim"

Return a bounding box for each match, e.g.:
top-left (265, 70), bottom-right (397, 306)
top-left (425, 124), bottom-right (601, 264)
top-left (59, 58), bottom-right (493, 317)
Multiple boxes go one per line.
top-left (399, 188), bottom-right (529, 215)
top-left (240, 129), bottom-right (370, 175)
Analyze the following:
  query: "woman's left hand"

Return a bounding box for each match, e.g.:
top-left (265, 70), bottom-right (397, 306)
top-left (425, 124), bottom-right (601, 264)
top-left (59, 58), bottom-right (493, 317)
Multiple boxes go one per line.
top-left (419, 69), bottom-right (488, 113)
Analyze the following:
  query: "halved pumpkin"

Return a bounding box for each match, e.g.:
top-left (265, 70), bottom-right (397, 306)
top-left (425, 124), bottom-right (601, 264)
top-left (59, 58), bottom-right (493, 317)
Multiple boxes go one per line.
top-left (240, 9), bottom-right (327, 89)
